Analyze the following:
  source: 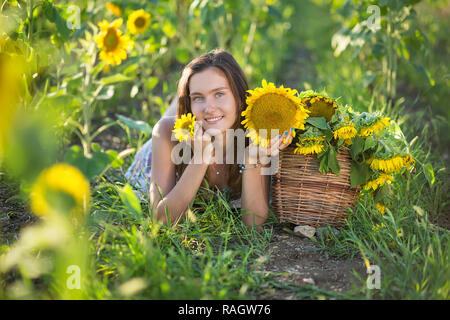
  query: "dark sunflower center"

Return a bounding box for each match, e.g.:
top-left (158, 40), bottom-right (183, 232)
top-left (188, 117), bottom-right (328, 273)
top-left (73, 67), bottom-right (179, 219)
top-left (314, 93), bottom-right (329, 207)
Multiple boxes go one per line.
top-left (134, 17), bottom-right (147, 28)
top-left (103, 28), bottom-right (119, 51)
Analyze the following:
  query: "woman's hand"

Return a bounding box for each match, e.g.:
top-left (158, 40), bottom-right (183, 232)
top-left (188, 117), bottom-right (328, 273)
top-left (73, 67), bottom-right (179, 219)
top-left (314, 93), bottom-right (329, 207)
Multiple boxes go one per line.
top-left (186, 122), bottom-right (214, 164)
top-left (245, 127), bottom-right (295, 165)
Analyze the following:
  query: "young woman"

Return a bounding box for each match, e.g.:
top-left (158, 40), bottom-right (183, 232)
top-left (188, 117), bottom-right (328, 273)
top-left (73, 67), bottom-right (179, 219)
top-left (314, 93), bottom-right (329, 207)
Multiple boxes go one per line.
top-left (126, 49), bottom-right (294, 227)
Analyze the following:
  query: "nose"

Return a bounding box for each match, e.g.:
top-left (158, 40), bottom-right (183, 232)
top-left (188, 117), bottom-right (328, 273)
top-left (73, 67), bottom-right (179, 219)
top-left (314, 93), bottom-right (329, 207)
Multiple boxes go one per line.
top-left (203, 96), bottom-right (218, 114)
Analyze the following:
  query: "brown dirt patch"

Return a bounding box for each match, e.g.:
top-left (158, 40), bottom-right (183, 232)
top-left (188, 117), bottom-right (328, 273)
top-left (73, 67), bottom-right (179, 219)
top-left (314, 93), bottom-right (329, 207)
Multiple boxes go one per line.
top-left (0, 178), bottom-right (36, 246)
top-left (256, 224), bottom-right (366, 299)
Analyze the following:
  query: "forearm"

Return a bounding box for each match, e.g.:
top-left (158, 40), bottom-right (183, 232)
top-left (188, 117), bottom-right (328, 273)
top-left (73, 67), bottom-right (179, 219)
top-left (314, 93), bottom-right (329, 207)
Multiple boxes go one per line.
top-left (240, 167), bottom-right (270, 227)
top-left (154, 161), bottom-right (208, 224)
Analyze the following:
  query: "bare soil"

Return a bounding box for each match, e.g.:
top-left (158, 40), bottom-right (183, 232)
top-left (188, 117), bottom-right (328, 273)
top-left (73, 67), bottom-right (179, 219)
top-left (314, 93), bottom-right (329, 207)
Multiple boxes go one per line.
top-left (255, 223), bottom-right (366, 299)
top-left (0, 179), bottom-right (36, 246)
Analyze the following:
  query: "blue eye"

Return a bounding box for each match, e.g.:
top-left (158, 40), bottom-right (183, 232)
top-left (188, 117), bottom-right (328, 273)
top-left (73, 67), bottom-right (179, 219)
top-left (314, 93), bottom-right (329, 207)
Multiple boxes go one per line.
top-left (216, 92), bottom-right (224, 98)
top-left (192, 96), bottom-right (204, 102)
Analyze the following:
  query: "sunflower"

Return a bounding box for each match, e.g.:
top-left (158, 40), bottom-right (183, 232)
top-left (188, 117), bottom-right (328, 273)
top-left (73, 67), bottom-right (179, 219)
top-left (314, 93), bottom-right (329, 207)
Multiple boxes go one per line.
top-left (333, 122), bottom-right (357, 140)
top-left (95, 18), bottom-right (133, 66)
top-left (367, 156), bottom-right (405, 173)
top-left (359, 116), bottom-right (390, 137)
top-left (293, 142), bottom-right (324, 155)
top-left (300, 91), bottom-right (338, 122)
top-left (106, 2), bottom-right (122, 16)
top-left (363, 173), bottom-right (394, 191)
top-left (241, 80), bottom-right (310, 148)
top-left (173, 113), bottom-right (196, 142)
top-left (30, 163), bottom-right (91, 223)
top-left (127, 9), bottom-right (151, 34)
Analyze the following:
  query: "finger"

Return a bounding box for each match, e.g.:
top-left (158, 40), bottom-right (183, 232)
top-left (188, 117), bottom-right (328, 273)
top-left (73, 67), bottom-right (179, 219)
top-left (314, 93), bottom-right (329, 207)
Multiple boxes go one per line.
top-left (194, 122), bottom-right (203, 138)
top-left (280, 135), bottom-right (294, 149)
top-left (268, 138), bottom-right (282, 156)
top-left (281, 127), bottom-right (294, 144)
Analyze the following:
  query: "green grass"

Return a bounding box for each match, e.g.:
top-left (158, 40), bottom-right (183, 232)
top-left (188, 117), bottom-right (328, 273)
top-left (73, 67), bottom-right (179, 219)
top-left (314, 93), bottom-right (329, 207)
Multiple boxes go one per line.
top-left (83, 174), bottom-right (278, 299)
top-left (88, 139), bottom-right (448, 300)
top-left (314, 152), bottom-right (449, 299)
top-left (1, 133), bottom-right (448, 299)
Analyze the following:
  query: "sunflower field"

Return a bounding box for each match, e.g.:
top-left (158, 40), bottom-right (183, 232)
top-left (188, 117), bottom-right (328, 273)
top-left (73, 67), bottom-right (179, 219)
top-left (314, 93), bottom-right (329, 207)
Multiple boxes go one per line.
top-left (0, 0), bottom-right (449, 301)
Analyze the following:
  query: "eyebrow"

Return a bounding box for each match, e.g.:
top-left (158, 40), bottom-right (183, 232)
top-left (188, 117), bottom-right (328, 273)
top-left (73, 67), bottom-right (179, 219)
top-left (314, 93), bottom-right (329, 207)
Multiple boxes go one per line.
top-left (189, 86), bottom-right (228, 96)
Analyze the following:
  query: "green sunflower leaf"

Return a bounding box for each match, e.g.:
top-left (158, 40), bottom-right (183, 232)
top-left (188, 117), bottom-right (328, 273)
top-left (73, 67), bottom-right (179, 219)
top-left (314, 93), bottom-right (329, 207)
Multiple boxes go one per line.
top-left (350, 160), bottom-right (370, 188)
top-left (117, 114), bottom-right (153, 133)
top-left (328, 147), bottom-right (340, 174)
top-left (350, 137), bottom-right (365, 159)
top-left (364, 136), bottom-right (377, 151)
top-left (306, 117), bottom-right (330, 130)
top-left (318, 150), bottom-right (329, 174)
top-left (374, 183), bottom-right (394, 203)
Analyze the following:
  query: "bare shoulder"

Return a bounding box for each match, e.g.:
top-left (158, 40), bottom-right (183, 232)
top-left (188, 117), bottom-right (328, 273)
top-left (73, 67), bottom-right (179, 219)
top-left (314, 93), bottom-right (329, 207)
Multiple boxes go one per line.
top-left (152, 116), bottom-right (176, 141)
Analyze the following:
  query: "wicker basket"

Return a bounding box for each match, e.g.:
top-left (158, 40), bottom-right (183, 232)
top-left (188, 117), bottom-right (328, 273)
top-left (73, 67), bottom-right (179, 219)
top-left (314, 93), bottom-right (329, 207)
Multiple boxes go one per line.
top-left (271, 145), bottom-right (360, 228)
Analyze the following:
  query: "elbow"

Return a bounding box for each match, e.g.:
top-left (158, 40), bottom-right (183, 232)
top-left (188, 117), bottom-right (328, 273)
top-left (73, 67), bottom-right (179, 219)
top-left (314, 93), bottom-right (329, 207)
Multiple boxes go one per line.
top-left (153, 199), bottom-right (185, 226)
top-left (154, 201), bottom-right (170, 225)
top-left (241, 206), bottom-right (269, 227)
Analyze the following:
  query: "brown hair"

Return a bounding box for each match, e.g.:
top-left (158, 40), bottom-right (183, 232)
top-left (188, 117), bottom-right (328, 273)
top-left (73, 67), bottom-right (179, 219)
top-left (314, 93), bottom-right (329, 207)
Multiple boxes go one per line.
top-left (175, 49), bottom-right (248, 198)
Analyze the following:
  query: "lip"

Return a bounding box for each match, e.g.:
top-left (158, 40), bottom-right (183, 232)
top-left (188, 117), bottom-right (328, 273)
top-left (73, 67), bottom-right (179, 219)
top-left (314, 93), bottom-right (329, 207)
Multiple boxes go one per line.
top-left (205, 115), bottom-right (224, 124)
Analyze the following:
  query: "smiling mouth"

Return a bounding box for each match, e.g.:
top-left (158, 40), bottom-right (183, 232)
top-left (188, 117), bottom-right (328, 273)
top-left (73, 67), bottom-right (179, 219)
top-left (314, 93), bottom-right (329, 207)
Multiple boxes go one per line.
top-left (205, 116), bottom-right (224, 123)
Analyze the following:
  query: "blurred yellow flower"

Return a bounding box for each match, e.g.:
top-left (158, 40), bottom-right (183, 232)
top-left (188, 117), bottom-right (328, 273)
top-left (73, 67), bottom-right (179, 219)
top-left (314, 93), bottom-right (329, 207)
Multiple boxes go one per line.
top-left (30, 164), bottom-right (91, 223)
top-left (127, 9), bottom-right (151, 34)
top-left (95, 18), bottom-right (133, 66)
top-left (0, 38), bottom-right (26, 156)
top-left (173, 113), bottom-right (196, 142)
top-left (106, 2), bottom-right (122, 16)
top-left (375, 203), bottom-right (386, 215)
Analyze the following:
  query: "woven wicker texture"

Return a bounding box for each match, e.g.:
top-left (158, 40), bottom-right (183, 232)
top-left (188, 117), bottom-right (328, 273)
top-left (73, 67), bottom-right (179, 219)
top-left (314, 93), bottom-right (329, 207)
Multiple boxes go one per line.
top-left (271, 145), bottom-right (360, 228)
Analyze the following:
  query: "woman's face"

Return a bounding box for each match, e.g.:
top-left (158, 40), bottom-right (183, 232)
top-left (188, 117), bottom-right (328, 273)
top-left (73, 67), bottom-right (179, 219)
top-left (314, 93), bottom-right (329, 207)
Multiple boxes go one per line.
top-left (188, 67), bottom-right (237, 133)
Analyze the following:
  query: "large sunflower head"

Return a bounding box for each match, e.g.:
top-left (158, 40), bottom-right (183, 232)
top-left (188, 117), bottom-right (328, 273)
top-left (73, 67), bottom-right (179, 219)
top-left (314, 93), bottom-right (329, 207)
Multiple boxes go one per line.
top-left (30, 163), bottom-right (91, 224)
top-left (299, 90), bottom-right (338, 122)
top-left (127, 9), bottom-right (151, 35)
top-left (95, 18), bottom-right (134, 66)
top-left (173, 113), bottom-right (196, 143)
top-left (241, 79), bottom-right (310, 148)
